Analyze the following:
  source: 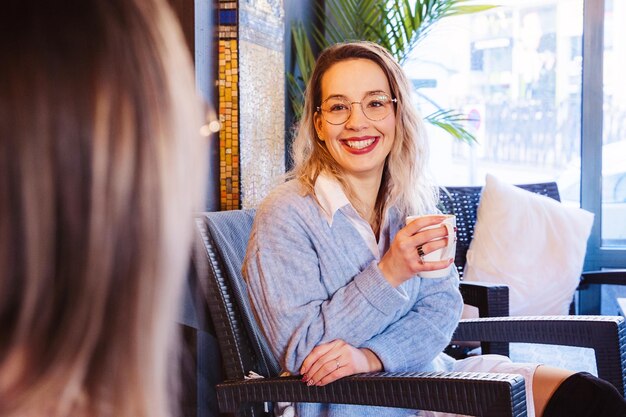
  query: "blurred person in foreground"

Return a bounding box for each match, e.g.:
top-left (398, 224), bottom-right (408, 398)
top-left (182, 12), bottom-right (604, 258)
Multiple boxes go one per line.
top-left (0, 1), bottom-right (206, 416)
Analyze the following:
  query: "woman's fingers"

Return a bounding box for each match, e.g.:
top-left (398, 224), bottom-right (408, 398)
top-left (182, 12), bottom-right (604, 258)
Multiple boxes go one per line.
top-left (406, 233), bottom-right (452, 266)
top-left (410, 224), bottom-right (450, 246)
top-left (300, 340), bottom-right (338, 375)
top-left (398, 224), bottom-right (449, 257)
top-left (301, 340), bottom-right (372, 386)
top-left (416, 235), bottom-right (449, 255)
top-left (404, 215), bottom-right (447, 235)
top-left (413, 257), bottom-right (454, 273)
top-left (312, 358), bottom-right (352, 386)
top-left (379, 219), bottom-right (455, 285)
top-left (304, 356), bottom-right (345, 386)
top-left (410, 236), bottom-right (454, 269)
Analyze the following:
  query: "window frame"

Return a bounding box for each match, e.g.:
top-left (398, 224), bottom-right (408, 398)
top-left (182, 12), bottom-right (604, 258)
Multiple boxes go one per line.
top-left (581, 0), bottom-right (626, 270)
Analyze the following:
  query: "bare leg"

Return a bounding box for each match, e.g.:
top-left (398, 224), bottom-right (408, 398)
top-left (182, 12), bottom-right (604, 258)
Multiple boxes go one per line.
top-left (532, 365), bottom-right (574, 417)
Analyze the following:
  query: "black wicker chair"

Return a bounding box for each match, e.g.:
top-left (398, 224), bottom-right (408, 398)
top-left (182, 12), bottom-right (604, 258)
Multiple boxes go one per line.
top-left (193, 209), bottom-right (626, 417)
top-left (441, 182), bottom-right (626, 359)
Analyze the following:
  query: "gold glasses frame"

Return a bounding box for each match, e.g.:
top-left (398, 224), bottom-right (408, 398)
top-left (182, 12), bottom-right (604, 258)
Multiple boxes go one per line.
top-left (316, 92), bottom-right (398, 125)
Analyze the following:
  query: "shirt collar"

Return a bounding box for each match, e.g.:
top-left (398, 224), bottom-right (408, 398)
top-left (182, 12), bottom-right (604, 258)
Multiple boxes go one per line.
top-left (313, 173), bottom-right (351, 225)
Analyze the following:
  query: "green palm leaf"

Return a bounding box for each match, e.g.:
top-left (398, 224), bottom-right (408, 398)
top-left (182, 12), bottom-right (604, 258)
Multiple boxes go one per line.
top-left (383, 0), bottom-right (497, 63)
top-left (425, 108), bottom-right (477, 144)
top-left (324, 0), bottom-right (382, 43)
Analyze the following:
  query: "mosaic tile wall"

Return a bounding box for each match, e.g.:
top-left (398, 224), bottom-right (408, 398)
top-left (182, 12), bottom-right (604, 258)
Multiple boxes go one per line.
top-left (239, 0), bottom-right (285, 208)
top-left (218, 1), bottom-right (240, 210)
top-left (216, 0), bottom-right (285, 210)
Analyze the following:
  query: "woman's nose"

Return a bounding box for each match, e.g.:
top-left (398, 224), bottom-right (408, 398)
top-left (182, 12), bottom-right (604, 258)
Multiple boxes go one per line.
top-left (344, 103), bottom-right (368, 130)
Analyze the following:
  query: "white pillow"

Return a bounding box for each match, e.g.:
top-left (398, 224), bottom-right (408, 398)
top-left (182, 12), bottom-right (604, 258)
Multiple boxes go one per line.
top-left (462, 174), bottom-right (594, 318)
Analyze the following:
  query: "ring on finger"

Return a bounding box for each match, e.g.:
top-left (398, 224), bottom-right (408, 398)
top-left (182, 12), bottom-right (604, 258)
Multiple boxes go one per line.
top-left (335, 360), bottom-right (340, 370)
top-left (417, 245), bottom-right (426, 264)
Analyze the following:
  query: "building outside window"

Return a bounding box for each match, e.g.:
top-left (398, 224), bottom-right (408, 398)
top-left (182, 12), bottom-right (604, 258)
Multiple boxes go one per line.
top-left (402, 0), bottom-right (626, 248)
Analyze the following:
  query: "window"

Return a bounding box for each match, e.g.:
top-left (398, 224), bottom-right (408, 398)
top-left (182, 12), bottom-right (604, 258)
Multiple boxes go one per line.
top-left (403, 0), bottom-right (583, 188)
top-left (403, 0), bottom-right (626, 260)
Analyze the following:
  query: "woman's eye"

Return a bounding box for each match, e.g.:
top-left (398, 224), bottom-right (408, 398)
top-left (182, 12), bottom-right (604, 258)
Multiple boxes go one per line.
top-left (368, 100), bottom-right (384, 108)
top-left (329, 104), bottom-right (348, 112)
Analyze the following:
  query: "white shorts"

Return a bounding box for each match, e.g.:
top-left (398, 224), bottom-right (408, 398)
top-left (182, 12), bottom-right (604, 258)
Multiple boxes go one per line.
top-left (416, 354), bottom-right (541, 417)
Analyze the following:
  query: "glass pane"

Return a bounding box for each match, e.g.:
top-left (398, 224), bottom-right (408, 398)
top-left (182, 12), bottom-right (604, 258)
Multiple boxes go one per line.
top-left (402, 0), bottom-right (583, 196)
top-left (602, 0), bottom-right (626, 246)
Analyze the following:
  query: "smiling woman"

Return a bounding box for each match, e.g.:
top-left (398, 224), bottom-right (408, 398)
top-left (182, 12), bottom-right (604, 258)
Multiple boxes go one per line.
top-left (242, 41), bottom-right (626, 417)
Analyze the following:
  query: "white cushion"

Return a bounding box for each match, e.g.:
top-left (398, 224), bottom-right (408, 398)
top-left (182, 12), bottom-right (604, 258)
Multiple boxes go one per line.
top-left (462, 174), bottom-right (594, 317)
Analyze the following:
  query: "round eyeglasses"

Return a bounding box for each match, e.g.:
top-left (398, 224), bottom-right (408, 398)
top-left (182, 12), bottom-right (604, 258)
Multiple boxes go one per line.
top-left (316, 93), bottom-right (397, 125)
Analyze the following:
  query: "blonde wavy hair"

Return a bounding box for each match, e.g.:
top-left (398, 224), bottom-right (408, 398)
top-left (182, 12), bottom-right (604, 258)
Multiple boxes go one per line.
top-left (290, 41), bottom-right (438, 219)
top-left (0, 1), bottom-right (205, 417)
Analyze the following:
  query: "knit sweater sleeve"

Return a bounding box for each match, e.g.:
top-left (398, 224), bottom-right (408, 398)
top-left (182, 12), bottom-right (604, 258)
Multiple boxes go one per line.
top-left (360, 267), bottom-right (463, 371)
top-left (244, 189), bottom-right (412, 374)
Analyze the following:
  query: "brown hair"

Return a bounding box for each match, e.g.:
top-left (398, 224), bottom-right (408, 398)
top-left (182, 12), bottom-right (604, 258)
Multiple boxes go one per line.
top-left (290, 41), bottom-right (438, 219)
top-left (0, 1), bottom-right (205, 416)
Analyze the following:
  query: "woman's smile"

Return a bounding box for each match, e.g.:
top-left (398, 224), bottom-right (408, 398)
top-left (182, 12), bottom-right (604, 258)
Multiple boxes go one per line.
top-left (340, 135), bottom-right (379, 153)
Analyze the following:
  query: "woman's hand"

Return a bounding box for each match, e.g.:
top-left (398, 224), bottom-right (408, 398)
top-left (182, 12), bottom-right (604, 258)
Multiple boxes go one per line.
top-left (299, 339), bottom-right (382, 386)
top-left (378, 215), bottom-right (453, 287)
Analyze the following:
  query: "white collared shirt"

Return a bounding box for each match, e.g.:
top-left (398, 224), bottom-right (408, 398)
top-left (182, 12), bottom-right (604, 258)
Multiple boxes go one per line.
top-left (313, 173), bottom-right (390, 260)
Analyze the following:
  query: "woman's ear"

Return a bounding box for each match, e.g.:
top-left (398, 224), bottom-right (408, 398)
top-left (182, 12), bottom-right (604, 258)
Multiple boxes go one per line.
top-left (314, 113), bottom-right (324, 141)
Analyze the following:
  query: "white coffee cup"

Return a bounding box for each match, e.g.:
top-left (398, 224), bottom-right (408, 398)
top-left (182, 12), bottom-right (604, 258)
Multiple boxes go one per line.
top-left (405, 214), bottom-right (457, 279)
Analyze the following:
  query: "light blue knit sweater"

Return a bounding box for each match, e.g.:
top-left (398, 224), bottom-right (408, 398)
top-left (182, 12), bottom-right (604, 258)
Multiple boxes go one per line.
top-left (243, 179), bottom-right (463, 417)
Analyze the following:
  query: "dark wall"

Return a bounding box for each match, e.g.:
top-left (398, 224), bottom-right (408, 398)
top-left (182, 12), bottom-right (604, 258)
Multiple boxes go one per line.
top-left (284, 0), bottom-right (323, 170)
top-left (168, 0), bottom-right (220, 212)
top-left (167, 0), bottom-right (195, 55)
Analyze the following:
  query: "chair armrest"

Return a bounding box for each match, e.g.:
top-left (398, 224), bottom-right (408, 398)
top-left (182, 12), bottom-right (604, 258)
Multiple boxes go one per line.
top-left (460, 281), bottom-right (509, 317)
top-left (459, 281), bottom-right (511, 357)
top-left (579, 270), bottom-right (626, 288)
top-left (453, 315), bottom-right (626, 396)
top-left (217, 372), bottom-right (527, 417)
top-left (577, 270), bottom-right (626, 315)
